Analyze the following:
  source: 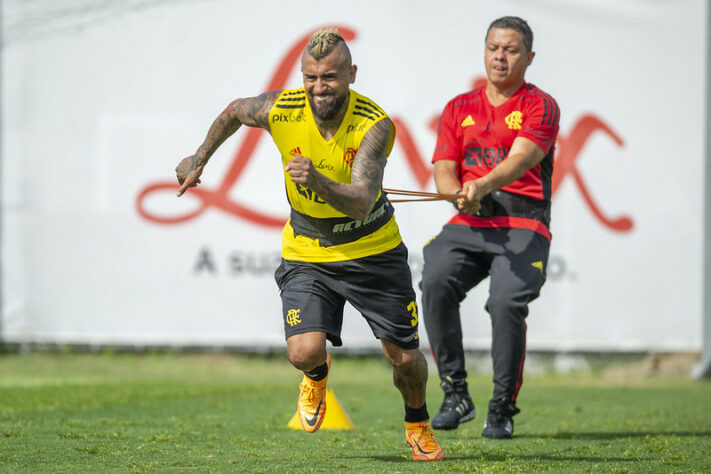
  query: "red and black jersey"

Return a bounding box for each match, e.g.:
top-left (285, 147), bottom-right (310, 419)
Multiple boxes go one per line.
top-left (432, 82), bottom-right (560, 239)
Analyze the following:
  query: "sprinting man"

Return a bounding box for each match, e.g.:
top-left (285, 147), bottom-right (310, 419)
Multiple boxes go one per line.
top-left (422, 16), bottom-right (560, 438)
top-left (175, 28), bottom-right (443, 461)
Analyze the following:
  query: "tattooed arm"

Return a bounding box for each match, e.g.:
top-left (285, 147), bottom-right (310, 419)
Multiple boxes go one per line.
top-left (285, 118), bottom-right (392, 221)
top-left (176, 90), bottom-right (281, 197)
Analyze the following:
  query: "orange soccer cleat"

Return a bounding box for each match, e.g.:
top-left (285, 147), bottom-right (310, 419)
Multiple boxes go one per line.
top-left (297, 353), bottom-right (332, 433)
top-left (405, 420), bottom-right (445, 461)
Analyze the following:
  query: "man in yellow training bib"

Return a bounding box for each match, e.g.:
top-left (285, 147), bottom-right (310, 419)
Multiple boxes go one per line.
top-left (175, 28), bottom-right (443, 462)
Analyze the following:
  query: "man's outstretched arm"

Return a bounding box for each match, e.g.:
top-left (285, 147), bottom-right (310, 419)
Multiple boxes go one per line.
top-left (176, 90), bottom-right (281, 196)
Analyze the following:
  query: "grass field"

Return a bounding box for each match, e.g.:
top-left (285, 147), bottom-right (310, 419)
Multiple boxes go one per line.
top-left (1, 352), bottom-right (710, 472)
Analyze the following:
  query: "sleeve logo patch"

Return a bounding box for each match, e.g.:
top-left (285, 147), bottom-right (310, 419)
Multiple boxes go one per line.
top-left (461, 115), bottom-right (476, 127)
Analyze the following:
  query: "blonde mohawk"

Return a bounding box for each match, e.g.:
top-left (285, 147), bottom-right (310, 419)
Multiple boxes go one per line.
top-left (306, 28), bottom-right (345, 60)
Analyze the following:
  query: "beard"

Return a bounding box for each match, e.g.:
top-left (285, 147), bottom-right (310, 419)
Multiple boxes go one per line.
top-left (309, 93), bottom-right (347, 121)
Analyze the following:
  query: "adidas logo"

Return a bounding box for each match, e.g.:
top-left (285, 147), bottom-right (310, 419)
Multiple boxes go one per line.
top-left (289, 147), bottom-right (302, 157)
top-left (461, 115), bottom-right (476, 127)
top-left (454, 398), bottom-right (474, 419)
top-left (484, 419), bottom-right (512, 433)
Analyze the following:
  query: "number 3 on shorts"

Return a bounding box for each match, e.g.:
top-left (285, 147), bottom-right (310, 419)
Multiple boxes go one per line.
top-left (407, 300), bottom-right (418, 327)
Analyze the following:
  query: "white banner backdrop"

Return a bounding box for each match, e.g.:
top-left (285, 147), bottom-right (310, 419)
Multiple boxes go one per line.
top-left (1, 0), bottom-right (707, 351)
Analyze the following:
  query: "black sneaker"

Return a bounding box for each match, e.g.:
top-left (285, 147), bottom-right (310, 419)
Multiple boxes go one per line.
top-left (481, 397), bottom-right (520, 439)
top-left (431, 377), bottom-right (476, 430)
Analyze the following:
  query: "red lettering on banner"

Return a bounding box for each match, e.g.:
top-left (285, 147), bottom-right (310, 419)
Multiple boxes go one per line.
top-left (553, 115), bottom-right (633, 231)
top-left (136, 26), bottom-right (356, 227)
top-left (137, 31), bottom-right (633, 233)
top-left (392, 74), bottom-right (633, 233)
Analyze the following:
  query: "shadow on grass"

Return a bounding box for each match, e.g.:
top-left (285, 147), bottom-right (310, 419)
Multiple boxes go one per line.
top-left (366, 453), bottom-right (640, 463)
top-left (517, 430), bottom-right (711, 440)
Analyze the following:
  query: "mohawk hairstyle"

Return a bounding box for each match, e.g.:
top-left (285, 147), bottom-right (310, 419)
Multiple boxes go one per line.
top-left (306, 28), bottom-right (346, 60)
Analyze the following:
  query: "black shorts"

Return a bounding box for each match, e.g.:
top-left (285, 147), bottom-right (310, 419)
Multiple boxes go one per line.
top-left (274, 243), bottom-right (420, 349)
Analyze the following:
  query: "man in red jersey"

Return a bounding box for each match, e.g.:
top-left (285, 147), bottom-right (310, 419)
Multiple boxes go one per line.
top-left (421, 16), bottom-right (560, 438)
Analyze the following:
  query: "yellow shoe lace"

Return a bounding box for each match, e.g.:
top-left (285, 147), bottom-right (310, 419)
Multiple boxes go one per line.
top-left (299, 379), bottom-right (325, 410)
top-left (418, 424), bottom-right (439, 450)
top-left (407, 422), bottom-right (442, 454)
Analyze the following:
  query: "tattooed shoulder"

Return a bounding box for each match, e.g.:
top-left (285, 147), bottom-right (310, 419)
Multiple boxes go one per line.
top-left (230, 90), bottom-right (281, 130)
top-left (351, 118), bottom-right (393, 188)
top-left (360, 118), bottom-right (392, 165)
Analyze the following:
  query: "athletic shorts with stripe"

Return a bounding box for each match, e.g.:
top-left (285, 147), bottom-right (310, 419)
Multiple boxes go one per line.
top-left (274, 243), bottom-right (420, 349)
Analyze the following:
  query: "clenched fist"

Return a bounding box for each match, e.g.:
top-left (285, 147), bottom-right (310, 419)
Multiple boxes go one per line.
top-left (175, 155), bottom-right (203, 197)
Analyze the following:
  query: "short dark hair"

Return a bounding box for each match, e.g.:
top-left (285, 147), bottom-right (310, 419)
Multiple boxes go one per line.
top-left (486, 16), bottom-right (533, 52)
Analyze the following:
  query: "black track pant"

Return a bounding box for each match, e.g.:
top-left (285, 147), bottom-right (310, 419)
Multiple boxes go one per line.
top-left (420, 224), bottom-right (549, 402)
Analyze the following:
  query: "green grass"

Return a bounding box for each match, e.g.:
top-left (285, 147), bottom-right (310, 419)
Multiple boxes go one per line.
top-left (0, 352), bottom-right (709, 472)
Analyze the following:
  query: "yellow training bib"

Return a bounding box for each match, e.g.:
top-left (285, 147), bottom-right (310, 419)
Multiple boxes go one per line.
top-left (268, 88), bottom-right (401, 262)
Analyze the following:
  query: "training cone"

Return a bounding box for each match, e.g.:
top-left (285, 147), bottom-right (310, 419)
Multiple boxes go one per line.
top-left (288, 389), bottom-right (355, 430)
